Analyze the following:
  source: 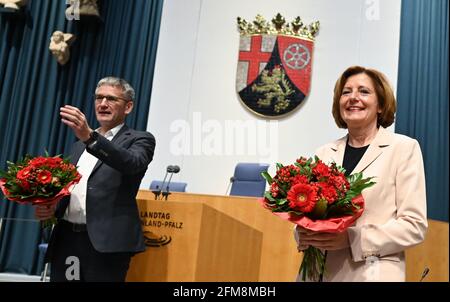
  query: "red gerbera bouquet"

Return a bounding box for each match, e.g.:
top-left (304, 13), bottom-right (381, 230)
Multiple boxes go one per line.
top-left (261, 156), bottom-right (375, 281)
top-left (0, 153), bottom-right (81, 227)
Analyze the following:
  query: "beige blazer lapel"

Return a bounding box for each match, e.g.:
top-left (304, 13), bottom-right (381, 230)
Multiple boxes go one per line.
top-left (352, 126), bottom-right (392, 174)
top-left (328, 136), bottom-right (347, 166)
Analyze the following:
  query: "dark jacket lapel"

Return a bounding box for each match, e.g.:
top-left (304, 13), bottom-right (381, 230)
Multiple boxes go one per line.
top-left (89, 125), bottom-right (131, 176)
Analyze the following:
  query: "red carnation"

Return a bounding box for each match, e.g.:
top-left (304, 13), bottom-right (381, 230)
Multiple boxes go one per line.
top-left (287, 183), bottom-right (318, 213)
top-left (330, 174), bottom-right (350, 193)
top-left (37, 170), bottom-right (52, 185)
top-left (316, 182), bottom-right (338, 204)
top-left (46, 157), bottom-right (63, 168)
top-left (29, 157), bottom-right (47, 168)
top-left (312, 161), bottom-right (331, 178)
top-left (291, 174), bottom-right (308, 185)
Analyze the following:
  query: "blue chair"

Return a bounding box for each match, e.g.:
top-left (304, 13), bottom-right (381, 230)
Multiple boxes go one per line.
top-left (229, 163), bottom-right (269, 197)
top-left (150, 180), bottom-right (187, 192)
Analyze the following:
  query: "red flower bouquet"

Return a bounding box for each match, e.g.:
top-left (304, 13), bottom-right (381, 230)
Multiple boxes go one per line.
top-left (0, 153), bottom-right (81, 227)
top-left (261, 156), bottom-right (375, 281)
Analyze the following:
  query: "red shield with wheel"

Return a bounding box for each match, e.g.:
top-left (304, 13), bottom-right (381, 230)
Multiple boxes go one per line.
top-left (236, 34), bottom-right (315, 117)
top-left (277, 36), bottom-right (314, 96)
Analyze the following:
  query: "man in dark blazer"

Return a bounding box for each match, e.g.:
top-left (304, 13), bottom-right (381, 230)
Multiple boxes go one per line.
top-left (35, 77), bottom-right (155, 282)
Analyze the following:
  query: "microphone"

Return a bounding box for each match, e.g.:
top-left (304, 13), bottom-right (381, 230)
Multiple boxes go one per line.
top-left (419, 267), bottom-right (430, 282)
top-left (225, 176), bottom-right (235, 195)
top-left (152, 165), bottom-right (173, 200)
top-left (162, 165), bottom-right (180, 200)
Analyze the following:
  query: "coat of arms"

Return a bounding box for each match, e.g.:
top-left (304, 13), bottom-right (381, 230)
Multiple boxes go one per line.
top-left (236, 14), bottom-right (319, 117)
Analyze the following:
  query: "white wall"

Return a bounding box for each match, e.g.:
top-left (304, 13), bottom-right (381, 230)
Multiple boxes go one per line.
top-left (143, 0), bottom-right (401, 195)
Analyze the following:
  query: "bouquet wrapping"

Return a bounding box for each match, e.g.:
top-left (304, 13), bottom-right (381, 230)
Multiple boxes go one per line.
top-left (0, 153), bottom-right (81, 227)
top-left (261, 156), bottom-right (375, 281)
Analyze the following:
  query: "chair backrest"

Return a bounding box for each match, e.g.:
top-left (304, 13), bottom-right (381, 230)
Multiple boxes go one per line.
top-left (150, 180), bottom-right (187, 192)
top-left (229, 163), bottom-right (269, 197)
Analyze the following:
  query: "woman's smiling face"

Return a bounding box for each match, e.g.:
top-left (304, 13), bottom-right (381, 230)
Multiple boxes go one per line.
top-left (339, 73), bottom-right (381, 130)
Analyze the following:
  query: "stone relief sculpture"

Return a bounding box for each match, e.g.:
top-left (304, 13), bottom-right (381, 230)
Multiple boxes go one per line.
top-left (0, 0), bottom-right (28, 10)
top-left (49, 31), bottom-right (76, 66)
top-left (66, 0), bottom-right (100, 17)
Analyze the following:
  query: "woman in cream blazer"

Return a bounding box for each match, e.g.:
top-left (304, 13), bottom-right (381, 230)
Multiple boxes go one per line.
top-left (295, 66), bottom-right (427, 282)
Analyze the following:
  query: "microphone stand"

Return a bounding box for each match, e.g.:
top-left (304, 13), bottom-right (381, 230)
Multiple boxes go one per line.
top-left (152, 168), bottom-right (170, 200)
top-left (162, 172), bottom-right (175, 201)
top-left (225, 177), bottom-right (234, 195)
top-left (420, 267), bottom-right (430, 282)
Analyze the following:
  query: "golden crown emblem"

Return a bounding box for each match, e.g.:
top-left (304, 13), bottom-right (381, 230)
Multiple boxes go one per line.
top-left (237, 13), bottom-right (320, 41)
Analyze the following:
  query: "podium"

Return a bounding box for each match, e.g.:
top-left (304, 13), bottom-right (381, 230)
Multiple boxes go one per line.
top-left (127, 191), bottom-right (449, 281)
top-left (126, 191), bottom-right (302, 282)
top-left (126, 200), bottom-right (263, 281)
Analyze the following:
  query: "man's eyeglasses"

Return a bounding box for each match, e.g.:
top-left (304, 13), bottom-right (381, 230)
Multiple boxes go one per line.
top-left (94, 94), bottom-right (129, 104)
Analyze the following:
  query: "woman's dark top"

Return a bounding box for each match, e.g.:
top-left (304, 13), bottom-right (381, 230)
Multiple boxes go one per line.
top-left (342, 141), bottom-right (370, 176)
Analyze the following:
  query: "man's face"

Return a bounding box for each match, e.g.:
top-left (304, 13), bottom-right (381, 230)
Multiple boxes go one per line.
top-left (94, 85), bottom-right (133, 129)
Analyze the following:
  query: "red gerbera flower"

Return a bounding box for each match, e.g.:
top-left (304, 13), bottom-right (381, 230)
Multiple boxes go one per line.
top-left (37, 170), bottom-right (52, 185)
top-left (16, 166), bottom-right (34, 181)
top-left (287, 183), bottom-right (318, 213)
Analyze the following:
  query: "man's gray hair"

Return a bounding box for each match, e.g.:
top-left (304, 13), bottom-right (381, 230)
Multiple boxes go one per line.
top-left (96, 77), bottom-right (135, 101)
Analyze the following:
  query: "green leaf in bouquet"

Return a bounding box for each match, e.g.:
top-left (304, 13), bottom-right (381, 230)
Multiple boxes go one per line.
top-left (299, 165), bottom-right (312, 177)
top-left (311, 198), bottom-right (328, 219)
top-left (335, 163), bottom-right (346, 174)
top-left (276, 163), bottom-right (284, 170)
top-left (261, 171), bottom-right (273, 185)
top-left (17, 192), bottom-right (37, 199)
top-left (326, 203), bottom-right (356, 217)
top-left (288, 209), bottom-right (303, 216)
top-left (264, 191), bottom-right (276, 202)
top-left (6, 160), bottom-right (15, 166)
top-left (357, 177), bottom-right (376, 190)
top-left (345, 190), bottom-right (359, 200)
top-left (347, 172), bottom-right (360, 184)
top-left (276, 198), bottom-right (288, 205)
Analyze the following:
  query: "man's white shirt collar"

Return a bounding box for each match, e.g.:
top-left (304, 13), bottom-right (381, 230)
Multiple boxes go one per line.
top-left (96, 123), bottom-right (124, 140)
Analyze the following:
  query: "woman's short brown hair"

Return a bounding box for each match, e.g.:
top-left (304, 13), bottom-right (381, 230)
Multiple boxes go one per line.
top-left (332, 66), bottom-right (397, 128)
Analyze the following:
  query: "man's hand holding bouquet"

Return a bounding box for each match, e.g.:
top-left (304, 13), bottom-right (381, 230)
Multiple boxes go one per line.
top-left (0, 153), bottom-right (81, 227)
